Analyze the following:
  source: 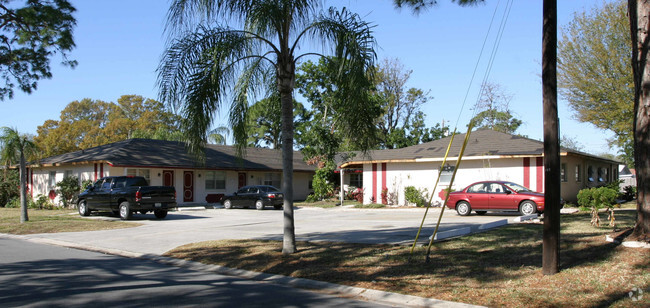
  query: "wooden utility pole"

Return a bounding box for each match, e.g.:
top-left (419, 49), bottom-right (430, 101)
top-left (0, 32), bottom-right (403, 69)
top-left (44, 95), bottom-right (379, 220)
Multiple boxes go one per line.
top-left (542, 0), bottom-right (560, 275)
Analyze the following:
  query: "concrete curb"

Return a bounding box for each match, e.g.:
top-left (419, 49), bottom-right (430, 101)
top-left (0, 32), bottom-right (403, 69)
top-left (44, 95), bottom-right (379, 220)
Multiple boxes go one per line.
top-left (2, 233), bottom-right (483, 308)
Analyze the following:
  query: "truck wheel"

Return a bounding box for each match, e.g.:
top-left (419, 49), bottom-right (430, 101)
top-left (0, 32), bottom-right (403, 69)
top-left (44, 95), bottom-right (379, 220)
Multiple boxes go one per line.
top-left (154, 210), bottom-right (168, 219)
top-left (119, 201), bottom-right (132, 220)
top-left (223, 199), bottom-right (232, 209)
top-left (78, 200), bottom-right (90, 217)
top-left (255, 200), bottom-right (264, 210)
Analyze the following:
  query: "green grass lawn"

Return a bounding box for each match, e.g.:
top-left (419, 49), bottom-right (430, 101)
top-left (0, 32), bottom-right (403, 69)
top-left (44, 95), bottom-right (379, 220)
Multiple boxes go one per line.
top-left (0, 208), bottom-right (139, 234)
top-left (165, 209), bottom-right (649, 307)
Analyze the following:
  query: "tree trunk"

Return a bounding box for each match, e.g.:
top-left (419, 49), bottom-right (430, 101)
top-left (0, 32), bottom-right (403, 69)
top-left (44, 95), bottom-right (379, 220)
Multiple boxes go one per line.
top-left (19, 151), bottom-right (29, 223)
top-left (542, 0), bottom-right (560, 275)
top-left (628, 0), bottom-right (650, 240)
top-left (278, 62), bottom-right (297, 254)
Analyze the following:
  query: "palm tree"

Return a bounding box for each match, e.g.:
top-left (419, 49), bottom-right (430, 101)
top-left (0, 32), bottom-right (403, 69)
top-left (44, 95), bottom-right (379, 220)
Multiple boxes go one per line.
top-left (0, 127), bottom-right (38, 223)
top-left (158, 0), bottom-right (377, 253)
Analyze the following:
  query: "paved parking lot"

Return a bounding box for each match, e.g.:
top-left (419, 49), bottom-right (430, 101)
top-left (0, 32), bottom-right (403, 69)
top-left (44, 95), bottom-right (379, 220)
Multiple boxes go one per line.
top-left (27, 206), bottom-right (525, 255)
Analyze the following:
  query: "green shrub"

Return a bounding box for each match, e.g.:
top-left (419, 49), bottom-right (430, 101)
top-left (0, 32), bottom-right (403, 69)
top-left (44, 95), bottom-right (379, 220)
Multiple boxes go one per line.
top-left (56, 176), bottom-right (81, 208)
top-left (30, 194), bottom-right (53, 210)
top-left (0, 170), bottom-right (19, 207)
top-left (577, 186), bottom-right (618, 227)
top-left (405, 186), bottom-right (428, 207)
top-left (6, 197), bottom-right (19, 208)
top-left (622, 185), bottom-right (636, 201)
top-left (311, 162), bottom-right (335, 201)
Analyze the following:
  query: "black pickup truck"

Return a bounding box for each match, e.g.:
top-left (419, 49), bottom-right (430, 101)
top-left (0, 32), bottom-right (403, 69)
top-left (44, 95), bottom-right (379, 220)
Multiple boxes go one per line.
top-left (77, 176), bottom-right (177, 220)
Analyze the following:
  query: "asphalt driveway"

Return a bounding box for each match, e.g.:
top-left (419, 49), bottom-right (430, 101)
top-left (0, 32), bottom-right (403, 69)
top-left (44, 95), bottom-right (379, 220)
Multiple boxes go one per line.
top-left (24, 206), bottom-right (522, 255)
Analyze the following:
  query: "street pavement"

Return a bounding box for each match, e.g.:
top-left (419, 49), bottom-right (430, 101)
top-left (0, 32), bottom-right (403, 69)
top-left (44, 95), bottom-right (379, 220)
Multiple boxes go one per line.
top-left (4, 206), bottom-right (506, 307)
top-left (0, 237), bottom-right (393, 307)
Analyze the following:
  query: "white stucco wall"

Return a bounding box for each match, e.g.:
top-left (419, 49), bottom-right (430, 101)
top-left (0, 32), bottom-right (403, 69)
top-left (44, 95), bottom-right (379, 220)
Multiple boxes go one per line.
top-left (30, 163), bottom-right (313, 206)
top-left (353, 156), bottom-right (619, 206)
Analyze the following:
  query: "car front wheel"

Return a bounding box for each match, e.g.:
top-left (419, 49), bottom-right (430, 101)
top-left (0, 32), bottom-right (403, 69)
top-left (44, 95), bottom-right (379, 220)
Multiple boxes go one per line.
top-left (223, 199), bottom-right (232, 209)
top-left (456, 201), bottom-right (471, 216)
top-left (119, 201), bottom-right (132, 220)
top-left (255, 200), bottom-right (264, 210)
top-left (78, 200), bottom-right (89, 217)
top-left (519, 201), bottom-right (537, 216)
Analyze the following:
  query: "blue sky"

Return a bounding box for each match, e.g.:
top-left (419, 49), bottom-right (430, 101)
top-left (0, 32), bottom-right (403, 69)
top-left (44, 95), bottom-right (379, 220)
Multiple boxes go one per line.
top-left (1, 0), bottom-right (617, 156)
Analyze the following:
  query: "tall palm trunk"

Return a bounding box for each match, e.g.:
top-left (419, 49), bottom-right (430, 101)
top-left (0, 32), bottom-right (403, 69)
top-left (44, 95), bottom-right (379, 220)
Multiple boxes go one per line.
top-left (628, 0), bottom-right (650, 239)
top-left (19, 151), bottom-right (28, 223)
top-left (279, 59), bottom-right (297, 254)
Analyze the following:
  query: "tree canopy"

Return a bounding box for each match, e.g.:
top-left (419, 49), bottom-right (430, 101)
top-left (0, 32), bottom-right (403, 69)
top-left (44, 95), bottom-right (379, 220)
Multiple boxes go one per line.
top-left (34, 95), bottom-right (181, 157)
top-left (469, 82), bottom-right (522, 134)
top-left (158, 0), bottom-right (377, 254)
top-left (558, 0), bottom-right (633, 165)
top-left (0, 0), bottom-right (76, 100)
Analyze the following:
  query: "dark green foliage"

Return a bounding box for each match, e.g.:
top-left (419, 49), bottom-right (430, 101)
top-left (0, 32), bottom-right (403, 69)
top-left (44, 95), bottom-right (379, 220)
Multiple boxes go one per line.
top-left (558, 0), bottom-right (634, 166)
top-left (55, 175), bottom-right (79, 208)
top-left (310, 161), bottom-right (335, 201)
top-left (404, 185), bottom-right (428, 207)
top-left (577, 187), bottom-right (618, 209)
top-left (0, 169), bottom-right (19, 207)
top-left (622, 185), bottom-right (636, 201)
top-left (0, 0), bottom-right (77, 100)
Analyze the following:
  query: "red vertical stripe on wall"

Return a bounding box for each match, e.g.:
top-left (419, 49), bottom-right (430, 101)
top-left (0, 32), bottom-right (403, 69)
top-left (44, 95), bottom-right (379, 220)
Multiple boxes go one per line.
top-left (100, 163), bottom-right (104, 178)
top-left (523, 157), bottom-right (530, 189)
top-left (372, 163), bottom-right (377, 203)
top-left (536, 157), bottom-right (544, 192)
top-left (94, 163), bottom-right (97, 181)
top-left (381, 163), bottom-right (387, 204)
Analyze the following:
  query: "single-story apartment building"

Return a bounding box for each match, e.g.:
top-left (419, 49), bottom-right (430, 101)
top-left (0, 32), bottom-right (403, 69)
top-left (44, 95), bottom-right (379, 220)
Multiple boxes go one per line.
top-left (26, 138), bottom-right (316, 206)
top-left (338, 129), bottom-right (620, 206)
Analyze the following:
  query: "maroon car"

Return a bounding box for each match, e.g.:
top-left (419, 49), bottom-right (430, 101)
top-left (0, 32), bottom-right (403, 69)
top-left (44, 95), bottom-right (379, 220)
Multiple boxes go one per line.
top-left (445, 181), bottom-right (547, 216)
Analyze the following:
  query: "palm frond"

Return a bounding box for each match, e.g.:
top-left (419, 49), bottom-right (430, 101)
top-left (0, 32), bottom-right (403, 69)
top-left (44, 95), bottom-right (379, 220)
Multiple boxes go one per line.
top-left (230, 56), bottom-right (275, 157)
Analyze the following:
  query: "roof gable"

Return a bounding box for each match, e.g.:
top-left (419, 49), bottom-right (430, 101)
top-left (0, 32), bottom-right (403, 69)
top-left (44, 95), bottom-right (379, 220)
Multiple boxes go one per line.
top-left (342, 129), bottom-right (619, 164)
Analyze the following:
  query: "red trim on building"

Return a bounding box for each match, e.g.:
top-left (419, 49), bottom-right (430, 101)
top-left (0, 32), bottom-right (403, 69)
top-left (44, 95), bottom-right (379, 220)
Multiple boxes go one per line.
top-left (536, 157), bottom-right (544, 192)
top-left (523, 157), bottom-right (530, 189)
top-left (381, 163), bottom-right (387, 204)
top-left (99, 163), bottom-right (104, 178)
top-left (372, 163), bottom-right (377, 203)
top-left (94, 163), bottom-right (98, 181)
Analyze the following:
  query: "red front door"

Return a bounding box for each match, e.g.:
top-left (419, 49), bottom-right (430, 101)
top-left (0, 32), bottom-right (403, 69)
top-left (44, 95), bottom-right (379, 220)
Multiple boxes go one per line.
top-left (163, 170), bottom-right (174, 187)
top-left (183, 171), bottom-right (194, 202)
top-left (238, 172), bottom-right (247, 188)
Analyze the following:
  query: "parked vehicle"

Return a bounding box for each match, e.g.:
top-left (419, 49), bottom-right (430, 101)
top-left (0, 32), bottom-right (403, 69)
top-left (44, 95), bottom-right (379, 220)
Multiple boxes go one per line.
top-left (222, 185), bottom-right (283, 210)
top-left (445, 181), bottom-right (561, 216)
top-left (77, 176), bottom-right (177, 220)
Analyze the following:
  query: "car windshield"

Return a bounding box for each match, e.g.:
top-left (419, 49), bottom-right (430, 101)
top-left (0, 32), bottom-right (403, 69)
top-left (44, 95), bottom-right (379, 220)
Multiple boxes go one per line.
top-left (504, 182), bottom-right (531, 192)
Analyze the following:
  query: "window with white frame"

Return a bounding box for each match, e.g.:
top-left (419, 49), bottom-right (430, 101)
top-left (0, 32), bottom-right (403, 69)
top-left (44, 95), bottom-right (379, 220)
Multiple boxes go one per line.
top-left (560, 163), bottom-right (567, 182)
top-left (205, 171), bottom-right (226, 190)
top-left (575, 165), bottom-right (582, 182)
top-left (349, 173), bottom-right (362, 188)
top-left (126, 168), bottom-right (150, 185)
top-left (49, 171), bottom-right (57, 190)
top-left (264, 173), bottom-right (281, 188)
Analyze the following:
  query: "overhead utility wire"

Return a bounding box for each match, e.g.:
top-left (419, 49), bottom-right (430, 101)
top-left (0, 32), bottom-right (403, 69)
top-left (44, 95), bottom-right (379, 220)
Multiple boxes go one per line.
top-left (411, 0), bottom-right (514, 258)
